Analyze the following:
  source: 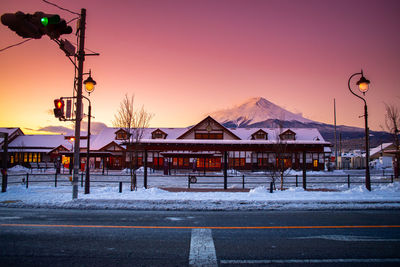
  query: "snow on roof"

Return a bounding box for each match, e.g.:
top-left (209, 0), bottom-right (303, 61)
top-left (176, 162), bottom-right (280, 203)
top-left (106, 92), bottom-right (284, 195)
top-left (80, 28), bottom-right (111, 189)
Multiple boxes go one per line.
top-left (370, 143), bottom-right (393, 157)
top-left (3, 125), bottom-right (329, 153)
top-left (0, 127), bottom-right (23, 145)
top-left (91, 127), bottom-right (189, 150)
top-left (230, 128), bottom-right (325, 142)
top-left (8, 135), bottom-right (85, 150)
top-left (91, 127), bottom-right (327, 149)
top-left (0, 127), bottom-right (21, 135)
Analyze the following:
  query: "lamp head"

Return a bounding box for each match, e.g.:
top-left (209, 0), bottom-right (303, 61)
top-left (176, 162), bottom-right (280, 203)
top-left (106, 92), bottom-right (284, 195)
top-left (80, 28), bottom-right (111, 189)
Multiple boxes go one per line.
top-left (356, 74), bottom-right (370, 95)
top-left (84, 74), bottom-right (96, 94)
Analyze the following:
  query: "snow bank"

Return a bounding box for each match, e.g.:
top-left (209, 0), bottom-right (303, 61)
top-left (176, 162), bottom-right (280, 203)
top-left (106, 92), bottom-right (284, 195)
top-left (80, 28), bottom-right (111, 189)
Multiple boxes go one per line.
top-left (8, 165), bottom-right (30, 173)
top-left (1, 182), bottom-right (399, 211)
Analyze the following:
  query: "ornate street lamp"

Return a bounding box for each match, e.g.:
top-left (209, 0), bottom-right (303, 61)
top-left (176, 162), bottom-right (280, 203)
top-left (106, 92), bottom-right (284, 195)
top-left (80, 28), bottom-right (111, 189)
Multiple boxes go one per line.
top-left (348, 70), bottom-right (371, 191)
top-left (83, 70), bottom-right (96, 95)
top-left (82, 71), bottom-right (96, 194)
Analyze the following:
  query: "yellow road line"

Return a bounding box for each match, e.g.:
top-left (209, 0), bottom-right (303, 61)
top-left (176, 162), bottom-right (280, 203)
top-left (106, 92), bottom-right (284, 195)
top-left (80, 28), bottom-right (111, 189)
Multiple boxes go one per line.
top-left (1, 224), bottom-right (400, 230)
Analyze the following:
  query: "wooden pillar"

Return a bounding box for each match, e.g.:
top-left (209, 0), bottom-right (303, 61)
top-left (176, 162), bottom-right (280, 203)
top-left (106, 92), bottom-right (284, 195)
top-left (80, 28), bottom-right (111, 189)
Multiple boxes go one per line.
top-left (144, 150), bottom-right (148, 189)
top-left (224, 151), bottom-right (228, 190)
top-left (302, 150), bottom-right (307, 190)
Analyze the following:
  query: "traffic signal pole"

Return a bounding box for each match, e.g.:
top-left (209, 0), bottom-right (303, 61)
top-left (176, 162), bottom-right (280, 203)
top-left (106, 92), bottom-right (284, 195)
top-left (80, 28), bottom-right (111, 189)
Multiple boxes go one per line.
top-left (72, 8), bottom-right (86, 199)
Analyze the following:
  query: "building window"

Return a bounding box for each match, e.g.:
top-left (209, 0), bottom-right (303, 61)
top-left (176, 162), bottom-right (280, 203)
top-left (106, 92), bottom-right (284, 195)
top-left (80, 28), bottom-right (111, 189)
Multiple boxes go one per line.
top-left (313, 159), bottom-right (318, 168)
top-left (253, 132), bottom-right (268, 140)
top-left (115, 131), bottom-right (128, 140)
top-left (152, 130), bottom-right (166, 139)
top-left (197, 158), bottom-right (221, 168)
top-left (280, 133), bottom-right (295, 140)
top-left (153, 132), bottom-right (163, 139)
top-left (195, 131), bottom-right (223, 139)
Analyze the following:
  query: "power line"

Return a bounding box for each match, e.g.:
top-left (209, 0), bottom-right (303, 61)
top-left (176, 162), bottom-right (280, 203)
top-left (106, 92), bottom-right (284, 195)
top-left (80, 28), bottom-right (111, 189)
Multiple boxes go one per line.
top-left (0, 39), bottom-right (32, 52)
top-left (42, 0), bottom-right (80, 16)
top-left (66, 17), bottom-right (79, 25)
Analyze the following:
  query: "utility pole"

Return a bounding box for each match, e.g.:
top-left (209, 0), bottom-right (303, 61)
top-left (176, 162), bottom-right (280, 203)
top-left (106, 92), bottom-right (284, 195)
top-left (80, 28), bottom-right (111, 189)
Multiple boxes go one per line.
top-left (72, 8), bottom-right (86, 199)
top-left (1, 133), bottom-right (8, 193)
top-left (85, 102), bottom-right (91, 194)
top-left (334, 98), bottom-right (338, 169)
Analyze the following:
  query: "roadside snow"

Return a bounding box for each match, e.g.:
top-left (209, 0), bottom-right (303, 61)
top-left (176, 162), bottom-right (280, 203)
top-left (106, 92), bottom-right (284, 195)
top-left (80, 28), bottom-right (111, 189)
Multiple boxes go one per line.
top-left (1, 182), bottom-right (399, 211)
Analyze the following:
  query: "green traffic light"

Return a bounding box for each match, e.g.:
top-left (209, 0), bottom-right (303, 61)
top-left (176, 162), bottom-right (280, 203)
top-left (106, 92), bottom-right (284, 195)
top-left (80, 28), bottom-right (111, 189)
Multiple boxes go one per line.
top-left (40, 15), bottom-right (60, 26)
top-left (41, 17), bottom-right (48, 26)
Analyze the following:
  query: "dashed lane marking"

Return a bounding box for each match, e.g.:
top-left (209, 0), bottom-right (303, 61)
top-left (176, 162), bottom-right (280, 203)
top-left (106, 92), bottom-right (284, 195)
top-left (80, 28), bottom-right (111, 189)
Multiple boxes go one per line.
top-left (189, 228), bottom-right (217, 267)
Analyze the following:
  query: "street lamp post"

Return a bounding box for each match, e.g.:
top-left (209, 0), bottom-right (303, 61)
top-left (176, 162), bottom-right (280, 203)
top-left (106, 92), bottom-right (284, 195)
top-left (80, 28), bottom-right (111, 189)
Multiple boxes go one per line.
top-left (83, 73), bottom-right (96, 194)
top-left (348, 70), bottom-right (371, 191)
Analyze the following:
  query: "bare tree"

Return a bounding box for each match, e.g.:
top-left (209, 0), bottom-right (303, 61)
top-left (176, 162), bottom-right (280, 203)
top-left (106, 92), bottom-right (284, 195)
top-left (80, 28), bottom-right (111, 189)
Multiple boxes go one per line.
top-left (267, 122), bottom-right (291, 191)
top-left (113, 94), bottom-right (153, 190)
top-left (384, 103), bottom-right (400, 178)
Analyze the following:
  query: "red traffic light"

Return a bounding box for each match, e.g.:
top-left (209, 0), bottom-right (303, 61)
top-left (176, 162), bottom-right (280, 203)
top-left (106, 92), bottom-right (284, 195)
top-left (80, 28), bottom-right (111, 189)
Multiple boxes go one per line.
top-left (53, 99), bottom-right (64, 119)
top-left (54, 99), bottom-right (64, 109)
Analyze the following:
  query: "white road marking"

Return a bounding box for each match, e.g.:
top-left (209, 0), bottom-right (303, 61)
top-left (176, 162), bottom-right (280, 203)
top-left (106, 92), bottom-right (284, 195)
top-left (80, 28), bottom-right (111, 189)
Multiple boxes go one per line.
top-left (189, 228), bottom-right (217, 267)
top-left (220, 258), bottom-right (400, 264)
top-left (165, 217), bottom-right (184, 221)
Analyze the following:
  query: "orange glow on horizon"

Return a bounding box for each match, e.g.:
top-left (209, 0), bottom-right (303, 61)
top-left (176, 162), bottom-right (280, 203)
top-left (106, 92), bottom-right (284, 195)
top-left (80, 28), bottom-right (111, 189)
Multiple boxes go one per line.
top-left (1, 0), bottom-right (399, 132)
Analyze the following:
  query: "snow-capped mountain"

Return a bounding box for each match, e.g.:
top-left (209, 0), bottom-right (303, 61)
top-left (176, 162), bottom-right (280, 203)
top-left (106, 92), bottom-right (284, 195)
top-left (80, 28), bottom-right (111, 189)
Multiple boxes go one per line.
top-left (209, 97), bottom-right (315, 127)
top-left (208, 97), bottom-right (391, 150)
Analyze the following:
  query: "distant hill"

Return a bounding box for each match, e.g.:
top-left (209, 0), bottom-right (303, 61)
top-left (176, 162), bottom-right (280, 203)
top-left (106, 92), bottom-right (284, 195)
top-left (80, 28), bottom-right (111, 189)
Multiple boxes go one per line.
top-left (209, 97), bottom-right (392, 151)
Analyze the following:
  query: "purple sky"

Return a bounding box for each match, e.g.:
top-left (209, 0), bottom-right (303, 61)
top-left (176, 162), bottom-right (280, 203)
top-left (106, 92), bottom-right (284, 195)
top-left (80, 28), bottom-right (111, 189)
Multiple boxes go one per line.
top-left (1, 0), bottom-right (399, 132)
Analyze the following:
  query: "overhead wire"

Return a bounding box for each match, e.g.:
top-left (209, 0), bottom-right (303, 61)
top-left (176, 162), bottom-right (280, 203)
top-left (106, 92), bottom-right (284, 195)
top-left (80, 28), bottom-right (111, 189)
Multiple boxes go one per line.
top-left (0, 39), bottom-right (33, 52)
top-left (42, 0), bottom-right (80, 16)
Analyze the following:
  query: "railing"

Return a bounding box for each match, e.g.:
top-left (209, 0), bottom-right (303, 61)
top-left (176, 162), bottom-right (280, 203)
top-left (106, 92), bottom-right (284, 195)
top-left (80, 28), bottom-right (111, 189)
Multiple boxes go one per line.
top-left (4, 171), bottom-right (395, 192)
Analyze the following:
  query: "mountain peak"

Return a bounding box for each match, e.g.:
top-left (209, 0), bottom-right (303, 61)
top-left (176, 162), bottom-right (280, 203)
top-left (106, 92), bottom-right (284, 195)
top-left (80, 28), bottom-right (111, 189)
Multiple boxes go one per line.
top-left (209, 97), bottom-right (314, 126)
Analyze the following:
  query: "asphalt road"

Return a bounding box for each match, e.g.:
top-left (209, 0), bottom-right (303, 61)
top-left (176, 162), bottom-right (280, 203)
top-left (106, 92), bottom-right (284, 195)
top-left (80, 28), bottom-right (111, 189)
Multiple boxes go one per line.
top-left (0, 208), bottom-right (399, 266)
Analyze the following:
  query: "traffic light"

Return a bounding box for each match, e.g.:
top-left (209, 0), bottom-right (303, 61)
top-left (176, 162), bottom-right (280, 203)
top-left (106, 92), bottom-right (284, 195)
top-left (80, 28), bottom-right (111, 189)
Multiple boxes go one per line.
top-left (34, 12), bottom-right (72, 39)
top-left (1, 11), bottom-right (72, 39)
top-left (54, 99), bottom-right (65, 119)
top-left (1, 11), bottom-right (44, 39)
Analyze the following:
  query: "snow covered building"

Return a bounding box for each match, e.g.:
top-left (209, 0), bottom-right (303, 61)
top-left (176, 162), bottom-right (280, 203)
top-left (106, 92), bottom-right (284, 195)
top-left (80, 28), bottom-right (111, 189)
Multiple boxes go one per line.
top-left (370, 143), bottom-right (397, 169)
top-left (2, 116), bottom-right (331, 172)
top-left (93, 116), bottom-right (330, 172)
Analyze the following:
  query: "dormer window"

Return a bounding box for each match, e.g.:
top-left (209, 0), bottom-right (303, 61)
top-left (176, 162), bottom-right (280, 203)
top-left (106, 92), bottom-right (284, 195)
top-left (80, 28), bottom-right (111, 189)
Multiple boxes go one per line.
top-left (251, 130), bottom-right (268, 140)
top-left (115, 129), bottom-right (129, 140)
top-left (195, 130), bottom-right (223, 139)
top-left (279, 129), bottom-right (296, 141)
top-left (152, 129), bottom-right (167, 139)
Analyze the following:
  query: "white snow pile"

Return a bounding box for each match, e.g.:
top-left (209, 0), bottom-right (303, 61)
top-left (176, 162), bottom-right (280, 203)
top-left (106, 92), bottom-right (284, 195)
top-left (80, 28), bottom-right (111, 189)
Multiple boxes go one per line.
top-left (8, 165), bottom-right (30, 173)
top-left (1, 182), bottom-right (399, 210)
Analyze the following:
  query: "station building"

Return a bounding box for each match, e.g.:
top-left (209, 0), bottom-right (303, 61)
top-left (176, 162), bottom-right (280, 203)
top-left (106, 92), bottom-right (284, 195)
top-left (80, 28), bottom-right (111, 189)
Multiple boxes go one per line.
top-left (1, 116), bottom-right (331, 172)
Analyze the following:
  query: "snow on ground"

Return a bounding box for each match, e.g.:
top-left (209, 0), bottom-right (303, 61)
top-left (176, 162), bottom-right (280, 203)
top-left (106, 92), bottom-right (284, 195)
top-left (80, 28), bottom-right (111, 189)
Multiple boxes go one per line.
top-left (1, 175), bottom-right (399, 210)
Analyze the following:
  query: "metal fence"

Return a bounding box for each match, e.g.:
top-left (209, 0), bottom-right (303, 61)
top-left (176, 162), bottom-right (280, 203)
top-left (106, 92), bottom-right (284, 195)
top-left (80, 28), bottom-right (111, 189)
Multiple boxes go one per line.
top-left (4, 171), bottom-right (395, 191)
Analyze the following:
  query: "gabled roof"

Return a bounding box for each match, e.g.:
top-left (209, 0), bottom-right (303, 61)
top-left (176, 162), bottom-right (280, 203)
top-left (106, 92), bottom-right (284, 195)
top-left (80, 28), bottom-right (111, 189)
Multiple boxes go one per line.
top-left (280, 129), bottom-right (296, 136)
top-left (48, 145), bottom-right (70, 154)
top-left (152, 128), bottom-right (168, 139)
top-left (0, 127), bottom-right (24, 146)
top-left (370, 143), bottom-right (395, 158)
top-left (251, 129), bottom-right (268, 139)
top-left (115, 128), bottom-right (129, 134)
top-left (99, 141), bottom-right (125, 151)
top-left (177, 116), bottom-right (241, 140)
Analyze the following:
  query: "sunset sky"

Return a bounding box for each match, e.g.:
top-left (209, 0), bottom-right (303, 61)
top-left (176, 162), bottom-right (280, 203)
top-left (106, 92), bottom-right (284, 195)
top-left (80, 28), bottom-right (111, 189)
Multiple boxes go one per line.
top-left (1, 0), bottom-right (399, 133)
